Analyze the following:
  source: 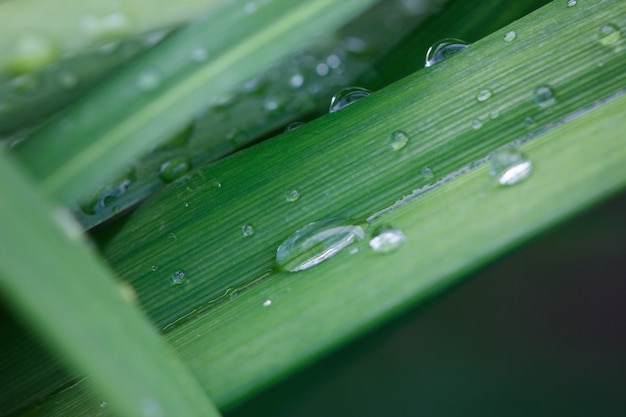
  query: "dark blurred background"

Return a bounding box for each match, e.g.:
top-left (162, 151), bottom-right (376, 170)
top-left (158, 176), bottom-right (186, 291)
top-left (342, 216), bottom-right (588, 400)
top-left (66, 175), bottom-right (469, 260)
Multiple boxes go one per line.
top-left (228, 190), bottom-right (626, 417)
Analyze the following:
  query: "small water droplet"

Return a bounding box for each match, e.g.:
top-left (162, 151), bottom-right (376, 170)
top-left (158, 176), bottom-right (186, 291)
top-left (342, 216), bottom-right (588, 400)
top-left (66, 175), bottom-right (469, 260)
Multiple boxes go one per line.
top-left (263, 299), bottom-right (272, 307)
top-left (276, 219), bottom-right (365, 272)
top-left (524, 116), bottom-right (535, 127)
top-left (171, 270), bottom-right (187, 285)
top-left (289, 73), bottom-right (304, 88)
top-left (490, 110), bottom-right (500, 119)
top-left (10, 35), bottom-right (58, 73)
top-left (226, 128), bottom-right (248, 147)
top-left (503, 31), bottom-right (517, 43)
top-left (285, 121), bottom-right (305, 132)
top-left (390, 130), bottom-right (409, 151)
top-left (284, 189), bottom-right (301, 202)
top-left (424, 38), bottom-right (469, 68)
top-left (183, 201), bottom-right (189, 208)
top-left (242, 224), bottom-right (255, 237)
top-left (476, 89), bottom-right (493, 102)
top-left (369, 226), bottom-right (406, 253)
top-left (326, 54), bottom-right (341, 69)
top-left (533, 85), bottom-right (556, 108)
top-left (598, 23), bottom-right (621, 45)
top-left (329, 87), bottom-right (371, 113)
top-left (151, 265), bottom-right (158, 272)
top-left (138, 68), bottom-right (161, 91)
top-left (190, 45), bottom-right (208, 62)
top-left (100, 401), bottom-right (108, 408)
top-left (489, 147), bottom-right (533, 186)
top-left (168, 232), bottom-right (177, 241)
top-left (244, 2), bottom-right (257, 14)
top-left (343, 36), bottom-right (369, 55)
top-left (159, 157), bottom-right (191, 182)
top-left (421, 167), bottom-right (434, 180)
top-left (567, 0), bottom-right (577, 7)
top-left (472, 119), bottom-right (483, 129)
top-left (58, 71), bottom-right (78, 89)
top-left (82, 12), bottom-right (131, 38)
top-left (316, 63), bottom-right (329, 76)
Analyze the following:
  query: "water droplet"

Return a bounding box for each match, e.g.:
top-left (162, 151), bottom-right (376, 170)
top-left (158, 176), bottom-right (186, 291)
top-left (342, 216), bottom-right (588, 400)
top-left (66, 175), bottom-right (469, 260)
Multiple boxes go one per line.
top-left (289, 73), bottom-right (304, 88)
top-left (244, 2), bottom-right (257, 14)
top-left (58, 71), bottom-right (78, 89)
top-left (503, 31), bottom-right (517, 43)
top-left (183, 201), bottom-right (189, 208)
top-left (326, 54), bottom-right (341, 69)
top-left (159, 157), bottom-right (191, 182)
top-left (171, 270), bottom-right (187, 285)
top-left (567, 0), bottom-right (577, 7)
top-left (472, 119), bottom-right (483, 129)
top-left (79, 174), bottom-right (134, 215)
top-left (424, 38), bottom-right (469, 68)
top-left (168, 232), bottom-right (177, 241)
top-left (226, 128), bottom-right (248, 147)
top-left (476, 89), bottom-right (493, 102)
top-left (329, 87), bottom-right (371, 113)
top-left (100, 401), bottom-right (108, 408)
top-left (190, 45), bottom-right (208, 62)
top-left (524, 116), bottom-right (535, 127)
top-left (263, 299), bottom-right (272, 307)
top-left (10, 35), bottom-right (58, 73)
top-left (489, 147), bottom-right (533, 186)
top-left (138, 68), bottom-right (161, 91)
top-left (421, 167), bottom-right (434, 180)
top-left (82, 12), bottom-right (131, 38)
top-left (9, 74), bottom-right (41, 96)
top-left (276, 219), bottom-right (365, 272)
top-left (285, 189), bottom-right (300, 202)
top-left (490, 110), bottom-right (500, 119)
top-left (151, 265), bottom-right (158, 272)
top-left (343, 36), bottom-right (369, 55)
top-left (316, 63), bottom-right (329, 76)
top-left (264, 97), bottom-right (282, 115)
top-left (533, 85), bottom-right (556, 108)
top-left (389, 130), bottom-right (409, 151)
top-left (285, 121), bottom-right (305, 132)
top-left (242, 224), bottom-right (255, 237)
top-left (598, 23), bottom-right (621, 45)
top-left (369, 226), bottom-right (406, 253)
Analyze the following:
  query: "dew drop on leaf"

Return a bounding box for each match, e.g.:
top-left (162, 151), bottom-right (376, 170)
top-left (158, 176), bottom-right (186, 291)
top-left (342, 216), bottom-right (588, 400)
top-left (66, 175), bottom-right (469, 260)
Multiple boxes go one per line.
top-left (489, 147), bottom-right (533, 186)
top-left (503, 31), bottom-right (517, 43)
top-left (424, 38), bottom-right (469, 68)
top-left (242, 224), bottom-right (255, 237)
top-left (533, 85), bottom-right (556, 108)
top-left (329, 87), bottom-right (371, 113)
top-left (171, 270), bottom-right (187, 285)
top-left (369, 226), bottom-right (406, 253)
top-left (476, 89), bottom-right (493, 102)
top-left (159, 157), bottom-right (191, 182)
top-left (598, 23), bottom-right (621, 45)
top-left (389, 130), bottom-right (409, 151)
top-left (284, 190), bottom-right (300, 202)
top-left (276, 219), bottom-right (365, 272)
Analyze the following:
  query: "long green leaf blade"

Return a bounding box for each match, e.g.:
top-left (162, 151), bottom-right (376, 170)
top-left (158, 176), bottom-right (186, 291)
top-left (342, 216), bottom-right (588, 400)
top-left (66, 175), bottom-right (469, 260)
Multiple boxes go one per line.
top-left (11, 0), bottom-right (377, 203)
top-left (0, 153), bottom-right (220, 417)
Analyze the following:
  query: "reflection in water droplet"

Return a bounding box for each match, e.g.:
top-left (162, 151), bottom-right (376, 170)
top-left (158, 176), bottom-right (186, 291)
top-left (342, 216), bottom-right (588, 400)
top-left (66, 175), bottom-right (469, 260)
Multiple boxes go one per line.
top-left (329, 87), bottom-right (371, 113)
top-left (285, 121), bottom-right (305, 132)
top-left (489, 147), bottom-right (533, 186)
top-left (138, 68), bottom-right (161, 91)
top-left (598, 23), bottom-right (621, 45)
top-left (424, 38), bottom-right (469, 68)
top-left (285, 189), bottom-right (300, 202)
top-left (533, 85), bottom-right (556, 108)
top-left (503, 31), bottom-right (517, 43)
top-left (159, 157), bottom-right (191, 182)
top-left (567, 0), bottom-right (577, 7)
top-left (242, 224), bottom-right (255, 237)
top-left (390, 130), bottom-right (409, 151)
top-left (369, 226), bottom-right (406, 253)
top-left (476, 89), bottom-right (493, 102)
top-left (263, 299), bottom-right (272, 307)
top-left (276, 219), bottom-right (365, 272)
top-left (171, 270), bottom-right (186, 285)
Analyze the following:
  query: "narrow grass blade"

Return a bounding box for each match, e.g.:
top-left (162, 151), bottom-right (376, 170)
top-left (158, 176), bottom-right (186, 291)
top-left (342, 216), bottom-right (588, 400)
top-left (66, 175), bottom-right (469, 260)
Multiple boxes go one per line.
top-left (0, 0), bottom-right (224, 74)
top-left (11, 0), bottom-right (378, 204)
top-left (0, 153), bottom-right (220, 416)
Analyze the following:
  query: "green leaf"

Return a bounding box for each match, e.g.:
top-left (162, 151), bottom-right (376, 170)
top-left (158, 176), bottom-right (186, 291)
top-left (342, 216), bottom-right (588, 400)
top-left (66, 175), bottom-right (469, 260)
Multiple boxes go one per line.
top-left (11, 0), bottom-right (378, 204)
top-left (0, 152), bottom-right (221, 417)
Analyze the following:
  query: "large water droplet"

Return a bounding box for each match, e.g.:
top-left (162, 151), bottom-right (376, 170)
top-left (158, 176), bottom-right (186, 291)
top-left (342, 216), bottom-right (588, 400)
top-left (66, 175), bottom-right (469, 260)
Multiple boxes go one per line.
top-left (598, 23), bottom-right (621, 45)
top-left (10, 35), bottom-right (58, 73)
top-left (389, 130), bottom-right (409, 151)
top-left (369, 226), bottom-right (406, 253)
top-left (159, 157), bottom-right (191, 182)
top-left (138, 68), bottom-right (161, 91)
top-left (489, 147), bottom-right (533, 186)
top-left (567, 0), bottom-right (577, 7)
top-left (329, 87), bottom-right (371, 113)
top-left (171, 270), bottom-right (187, 285)
top-left (503, 31), bottom-right (517, 43)
top-left (533, 85), bottom-right (556, 108)
top-left (276, 219), bottom-right (365, 272)
top-left (424, 38), bottom-right (469, 68)
top-left (476, 89), bottom-right (493, 102)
